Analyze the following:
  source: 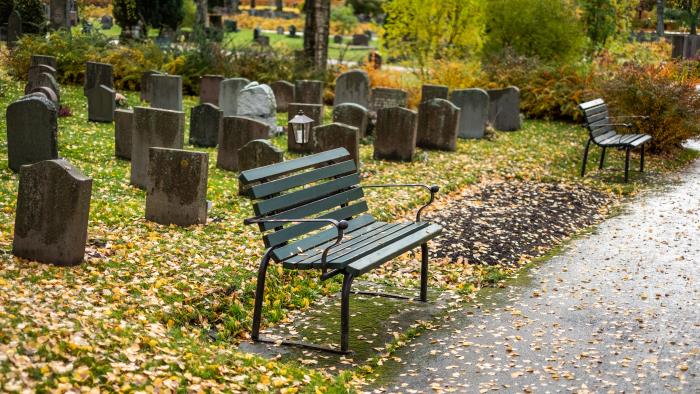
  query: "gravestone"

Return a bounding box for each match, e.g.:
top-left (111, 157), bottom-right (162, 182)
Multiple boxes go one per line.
top-left (25, 71), bottom-right (60, 104)
top-left (421, 84), bottom-right (448, 102)
top-left (314, 123), bottom-right (360, 166)
top-left (13, 159), bottom-right (92, 266)
top-left (209, 14), bottom-right (223, 28)
top-left (237, 139), bottom-right (283, 171)
top-left (333, 35), bottom-right (343, 44)
top-left (287, 103), bottom-right (323, 153)
top-left (50, 0), bottom-right (70, 30)
top-left (84, 62), bottom-right (113, 96)
top-left (270, 80), bottom-right (294, 112)
top-left (217, 116), bottom-right (271, 171)
top-left (332, 103), bottom-right (369, 138)
top-left (7, 11), bottom-right (21, 47)
top-left (30, 87), bottom-right (59, 108)
top-left (31, 55), bottom-right (57, 72)
top-left (368, 51), bottom-right (382, 69)
top-left (683, 35), bottom-right (700, 59)
top-left (114, 109), bottom-right (133, 160)
top-left (373, 107), bottom-right (417, 162)
top-left (219, 78), bottom-right (251, 116)
top-left (671, 35), bottom-right (685, 59)
top-left (189, 103), bottom-right (222, 147)
top-left (145, 148), bottom-right (208, 227)
top-left (130, 107), bottom-right (185, 189)
top-left (236, 82), bottom-right (277, 133)
top-left (416, 98), bottom-right (460, 151)
top-left (27, 64), bottom-right (57, 82)
top-left (352, 34), bottom-right (370, 46)
top-left (87, 85), bottom-right (115, 123)
top-left (277, 26), bottom-right (285, 35)
top-left (253, 27), bottom-right (261, 40)
top-left (224, 20), bottom-right (237, 32)
top-left (150, 74), bottom-right (183, 111)
top-left (101, 15), bottom-right (113, 29)
top-left (289, 25), bottom-right (297, 37)
top-left (200, 75), bottom-right (224, 105)
top-left (140, 70), bottom-right (161, 102)
top-left (370, 87), bottom-right (408, 112)
top-left (6, 95), bottom-right (58, 172)
top-left (294, 80), bottom-right (324, 105)
top-left (334, 69), bottom-right (370, 108)
top-left (449, 88), bottom-right (489, 139)
top-left (255, 35), bottom-right (270, 46)
top-left (487, 86), bottom-right (521, 131)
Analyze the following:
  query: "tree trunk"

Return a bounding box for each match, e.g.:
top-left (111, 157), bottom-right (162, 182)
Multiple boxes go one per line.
top-left (196, 0), bottom-right (209, 29)
top-left (303, 0), bottom-right (331, 71)
top-left (276, 0), bottom-right (284, 12)
top-left (656, 0), bottom-right (664, 36)
top-left (251, 0), bottom-right (256, 9)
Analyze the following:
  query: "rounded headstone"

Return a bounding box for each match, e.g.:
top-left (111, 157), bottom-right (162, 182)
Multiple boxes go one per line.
top-left (334, 70), bottom-right (370, 108)
top-left (449, 88), bottom-right (489, 139)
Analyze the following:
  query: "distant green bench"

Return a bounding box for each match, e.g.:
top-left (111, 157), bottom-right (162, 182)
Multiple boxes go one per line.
top-left (240, 148), bottom-right (442, 353)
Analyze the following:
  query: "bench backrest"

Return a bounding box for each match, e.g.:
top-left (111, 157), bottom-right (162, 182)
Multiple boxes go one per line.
top-left (239, 148), bottom-right (368, 250)
top-left (579, 99), bottom-right (615, 140)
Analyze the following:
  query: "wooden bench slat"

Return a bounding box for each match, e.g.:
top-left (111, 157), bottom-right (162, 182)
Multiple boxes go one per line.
top-left (259, 187), bottom-right (365, 231)
top-left (579, 98), bottom-right (605, 110)
top-left (255, 173), bottom-right (361, 216)
top-left (248, 160), bottom-right (357, 200)
top-left (586, 110), bottom-right (609, 125)
top-left (263, 202), bottom-right (369, 247)
top-left (346, 224), bottom-right (443, 276)
top-left (272, 214), bottom-right (377, 261)
top-left (240, 148), bottom-right (350, 184)
top-left (584, 104), bottom-right (607, 117)
top-left (630, 135), bottom-right (652, 147)
top-left (594, 130), bottom-right (618, 143)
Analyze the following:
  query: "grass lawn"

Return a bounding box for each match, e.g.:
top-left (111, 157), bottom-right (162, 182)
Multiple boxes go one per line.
top-left (0, 79), bottom-right (697, 391)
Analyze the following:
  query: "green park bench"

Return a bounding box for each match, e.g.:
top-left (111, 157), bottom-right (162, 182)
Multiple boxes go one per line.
top-left (239, 148), bottom-right (443, 353)
top-left (579, 98), bottom-right (652, 182)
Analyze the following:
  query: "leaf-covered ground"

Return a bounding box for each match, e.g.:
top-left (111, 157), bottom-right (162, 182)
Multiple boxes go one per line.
top-left (0, 78), bottom-right (697, 392)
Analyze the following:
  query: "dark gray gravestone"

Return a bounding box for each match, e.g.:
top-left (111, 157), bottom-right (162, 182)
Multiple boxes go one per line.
top-left (150, 74), bottom-right (183, 111)
top-left (270, 80), bottom-right (294, 113)
top-left (487, 86), bottom-right (521, 131)
top-left (255, 35), bottom-right (270, 46)
top-left (114, 109), bottom-right (133, 160)
top-left (373, 107), bottom-right (417, 162)
top-left (237, 139), bottom-right (284, 196)
top-left (333, 34), bottom-right (343, 44)
top-left (370, 87), bottom-right (408, 112)
top-left (6, 95), bottom-right (58, 172)
top-left (219, 78), bottom-right (251, 116)
top-left (130, 107), bottom-right (185, 189)
top-left (27, 64), bottom-right (57, 82)
top-left (84, 62), bottom-right (113, 96)
top-left (313, 123), bottom-right (360, 167)
top-left (145, 148), bottom-right (208, 227)
top-left (25, 71), bottom-right (60, 105)
top-left (50, 0), bottom-right (70, 30)
top-left (416, 98), bottom-right (460, 151)
top-left (334, 69), bottom-right (370, 108)
top-left (13, 159), bottom-right (92, 266)
top-left (7, 11), bottom-right (22, 48)
top-left (200, 74), bottom-right (224, 105)
top-left (332, 103), bottom-right (369, 138)
top-left (189, 103), bottom-right (223, 147)
top-left (289, 25), bottom-right (297, 37)
top-left (294, 80), bottom-right (324, 105)
top-left (31, 55), bottom-right (57, 70)
top-left (449, 88), bottom-right (489, 139)
top-left (140, 70), bottom-right (162, 102)
top-left (352, 34), bottom-right (370, 46)
top-left (101, 15), bottom-right (113, 29)
top-left (683, 35), bottom-right (700, 58)
top-left (671, 34), bottom-right (685, 59)
top-left (421, 84), bottom-right (448, 102)
top-left (30, 86), bottom-right (59, 109)
top-left (217, 116), bottom-right (271, 171)
top-left (237, 82), bottom-right (277, 133)
top-left (87, 85), bottom-right (116, 123)
top-left (287, 103), bottom-right (323, 153)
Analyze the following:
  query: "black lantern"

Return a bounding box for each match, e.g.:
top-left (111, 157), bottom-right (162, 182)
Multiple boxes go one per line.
top-left (289, 110), bottom-right (314, 145)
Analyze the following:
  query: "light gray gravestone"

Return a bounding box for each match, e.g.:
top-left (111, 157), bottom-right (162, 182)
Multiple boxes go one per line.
top-left (219, 77), bottom-right (251, 116)
top-left (150, 74), bottom-right (183, 111)
top-left (370, 87), bottom-right (408, 112)
top-left (270, 80), bottom-right (294, 113)
top-left (449, 88), bottom-right (489, 139)
top-left (487, 86), bottom-right (521, 131)
top-left (236, 82), bottom-right (277, 133)
top-left (294, 79), bottom-right (324, 105)
top-left (334, 70), bottom-right (370, 108)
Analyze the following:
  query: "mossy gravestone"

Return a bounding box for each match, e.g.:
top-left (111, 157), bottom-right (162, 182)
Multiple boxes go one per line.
top-left (217, 116), bottom-right (271, 171)
top-left (270, 80), bottom-right (294, 113)
top-left (370, 87), bottom-right (408, 112)
top-left (189, 103), bottom-right (222, 147)
top-left (373, 107), bottom-right (417, 162)
top-left (416, 98), bottom-right (460, 151)
top-left (421, 84), bottom-right (448, 103)
top-left (294, 80), bottom-right (324, 105)
top-left (237, 139), bottom-right (284, 196)
top-left (313, 123), bottom-right (360, 167)
top-left (13, 159), bottom-right (92, 266)
top-left (6, 95), bottom-right (58, 172)
top-left (334, 70), bottom-right (370, 108)
top-left (131, 107), bottom-right (185, 189)
top-left (219, 78), bottom-right (250, 116)
top-left (332, 103), bottom-right (369, 138)
top-left (145, 148), bottom-right (208, 227)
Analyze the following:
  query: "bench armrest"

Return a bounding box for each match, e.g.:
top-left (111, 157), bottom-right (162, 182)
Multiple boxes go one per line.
top-left (243, 217), bottom-right (349, 271)
top-left (363, 183), bottom-right (440, 222)
top-left (608, 115), bottom-right (649, 120)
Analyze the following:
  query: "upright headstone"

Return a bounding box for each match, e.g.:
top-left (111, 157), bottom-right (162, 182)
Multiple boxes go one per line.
top-left (145, 148), bottom-right (208, 227)
top-left (352, 34), bottom-right (370, 46)
top-left (6, 95), bottom-right (58, 172)
top-left (87, 84), bottom-right (116, 123)
top-left (101, 15), bottom-right (113, 29)
top-left (287, 103), bottom-right (323, 153)
top-left (30, 87), bottom-right (59, 108)
top-left (236, 82), bottom-right (277, 133)
top-left (333, 34), bottom-right (343, 44)
top-left (270, 80), bottom-right (294, 113)
top-left (487, 86), bottom-right (521, 131)
top-left (30, 55), bottom-right (58, 72)
top-left (200, 75), bottom-right (224, 105)
top-left (334, 70), bottom-right (370, 108)
top-left (237, 139), bottom-right (284, 196)
top-left (313, 123), bottom-right (360, 166)
top-left (421, 84), bottom-right (448, 102)
top-left (370, 87), bottom-right (408, 112)
top-left (217, 116), bottom-right (271, 171)
top-left (84, 62), bottom-right (113, 96)
top-left (219, 78), bottom-right (251, 116)
top-left (13, 159), bottom-right (92, 266)
top-left (683, 35), bottom-right (700, 59)
top-left (416, 98), bottom-right (460, 151)
top-left (449, 88), bottom-right (489, 139)
top-left (671, 34), bottom-right (686, 59)
top-left (130, 107), bottom-right (185, 189)
top-left (114, 108), bottom-right (133, 160)
top-left (189, 103), bottom-right (223, 147)
top-left (50, 0), bottom-right (70, 30)
top-left (7, 11), bottom-right (22, 48)
top-left (373, 107), bottom-right (417, 162)
top-left (25, 71), bottom-right (60, 105)
top-left (140, 70), bottom-right (161, 102)
top-left (294, 80), bottom-right (324, 105)
top-left (332, 103), bottom-right (369, 137)
top-left (27, 64), bottom-right (57, 82)
top-left (150, 74), bottom-right (183, 111)
top-left (289, 25), bottom-right (297, 37)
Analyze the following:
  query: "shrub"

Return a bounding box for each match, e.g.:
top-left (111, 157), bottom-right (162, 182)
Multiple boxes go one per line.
top-left (14, 0), bottom-right (47, 34)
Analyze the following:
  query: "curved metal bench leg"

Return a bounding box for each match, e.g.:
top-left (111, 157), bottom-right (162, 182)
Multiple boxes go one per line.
top-left (340, 273), bottom-right (355, 353)
top-left (599, 147), bottom-right (606, 170)
top-left (581, 139), bottom-right (591, 177)
top-left (640, 145), bottom-right (645, 172)
top-left (420, 243), bottom-right (428, 302)
top-left (624, 147), bottom-right (631, 183)
top-left (251, 249), bottom-right (274, 342)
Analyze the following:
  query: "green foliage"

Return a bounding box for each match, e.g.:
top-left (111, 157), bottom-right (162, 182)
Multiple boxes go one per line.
top-left (14, 0), bottom-right (47, 34)
top-left (331, 5), bottom-right (358, 35)
top-left (181, 0), bottom-right (196, 28)
top-left (113, 0), bottom-right (184, 31)
top-left (112, 0), bottom-right (140, 27)
top-left (383, 0), bottom-right (484, 75)
top-left (346, 0), bottom-right (384, 17)
top-left (579, 0), bottom-right (618, 52)
top-left (0, 0), bottom-right (13, 23)
top-left (484, 0), bottom-right (585, 63)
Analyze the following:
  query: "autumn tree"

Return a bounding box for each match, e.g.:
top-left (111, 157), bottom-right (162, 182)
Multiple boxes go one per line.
top-left (668, 0), bottom-right (700, 33)
top-left (303, 0), bottom-right (332, 70)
